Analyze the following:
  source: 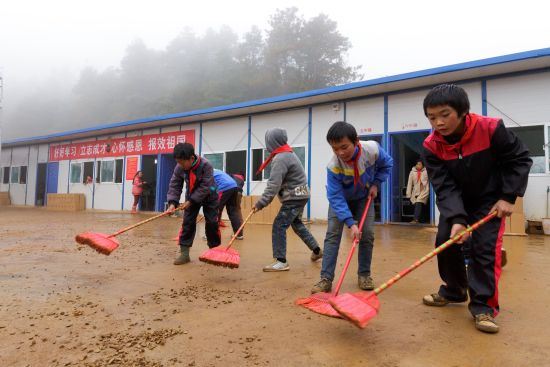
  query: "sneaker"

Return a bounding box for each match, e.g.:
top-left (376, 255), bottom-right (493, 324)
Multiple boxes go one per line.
top-left (235, 234), bottom-right (244, 240)
top-left (201, 234), bottom-right (207, 241)
top-left (311, 278), bottom-right (332, 294)
top-left (173, 247), bottom-right (190, 265)
top-left (263, 260), bottom-right (289, 272)
top-left (475, 313), bottom-right (499, 333)
top-left (310, 248), bottom-right (323, 262)
top-left (422, 293), bottom-right (467, 307)
top-left (358, 275), bottom-right (374, 290)
top-left (501, 248), bottom-right (508, 267)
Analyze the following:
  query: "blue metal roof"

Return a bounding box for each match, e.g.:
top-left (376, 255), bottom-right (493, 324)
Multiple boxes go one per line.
top-left (3, 47), bottom-right (550, 146)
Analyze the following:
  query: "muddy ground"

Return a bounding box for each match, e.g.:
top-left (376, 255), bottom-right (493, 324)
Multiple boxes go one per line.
top-left (1, 206), bottom-right (549, 367)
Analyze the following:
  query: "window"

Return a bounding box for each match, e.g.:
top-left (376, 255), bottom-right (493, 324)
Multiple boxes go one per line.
top-left (83, 162), bottom-right (94, 184)
top-left (10, 166), bottom-right (20, 184)
top-left (3, 167), bottom-right (10, 184)
top-left (100, 160), bottom-right (115, 183)
top-left (509, 126), bottom-right (545, 174)
top-left (115, 159), bottom-right (123, 183)
top-left (70, 162), bottom-right (83, 184)
top-left (204, 153), bottom-right (223, 170)
top-left (0, 167), bottom-right (4, 184)
top-left (20, 166), bottom-right (28, 184)
top-left (225, 150), bottom-right (246, 175)
top-left (252, 146), bottom-right (306, 180)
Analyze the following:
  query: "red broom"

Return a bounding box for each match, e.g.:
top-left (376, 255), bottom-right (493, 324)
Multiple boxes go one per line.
top-left (295, 196), bottom-right (373, 318)
top-left (76, 205), bottom-right (182, 255)
top-left (198, 210), bottom-right (254, 269)
top-left (331, 211), bottom-right (498, 328)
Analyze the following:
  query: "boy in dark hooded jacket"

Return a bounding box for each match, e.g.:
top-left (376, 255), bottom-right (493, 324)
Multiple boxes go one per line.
top-left (254, 128), bottom-right (322, 272)
top-left (167, 143), bottom-right (220, 265)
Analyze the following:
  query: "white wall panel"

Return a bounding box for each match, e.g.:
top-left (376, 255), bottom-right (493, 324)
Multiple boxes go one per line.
top-left (487, 72), bottom-right (550, 126)
top-left (38, 144), bottom-right (49, 162)
top-left (310, 104), bottom-right (345, 220)
top-left (57, 160), bottom-right (70, 194)
top-left (26, 146), bottom-right (39, 205)
top-left (388, 89), bottom-right (432, 132)
top-left (93, 183), bottom-right (123, 210)
top-left (202, 117), bottom-right (248, 153)
top-left (346, 97), bottom-right (385, 135)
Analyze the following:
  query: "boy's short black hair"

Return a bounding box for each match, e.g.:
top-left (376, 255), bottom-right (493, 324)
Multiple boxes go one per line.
top-left (173, 143), bottom-right (195, 160)
top-left (423, 84), bottom-right (470, 117)
top-left (326, 121), bottom-right (358, 144)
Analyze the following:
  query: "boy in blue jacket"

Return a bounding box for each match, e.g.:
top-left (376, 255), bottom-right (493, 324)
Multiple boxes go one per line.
top-left (213, 169), bottom-right (244, 239)
top-left (311, 121), bottom-right (393, 293)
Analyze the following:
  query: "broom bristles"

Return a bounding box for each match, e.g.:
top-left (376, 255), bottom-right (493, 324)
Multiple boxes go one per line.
top-left (199, 247), bottom-right (240, 268)
top-left (330, 292), bottom-right (380, 328)
top-left (295, 292), bottom-right (342, 318)
top-left (75, 232), bottom-right (120, 255)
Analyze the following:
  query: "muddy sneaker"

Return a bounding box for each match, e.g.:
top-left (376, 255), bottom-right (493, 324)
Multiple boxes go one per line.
top-left (310, 248), bottom-right (323, 262)
top-left (501, 248), bottom-right (508, 267)
top-left (475, 313), bottom-right (499, 333)
top-left (358, 275), bottom-right (374, 290)
top-left (311, 278), bottom-right (332, 294)
top-left (423, 293), bottom-right (449, 306)
top-left (173, 247), bottom-right (190, 265)
top-left (263, 260), bottom-right (289, 272)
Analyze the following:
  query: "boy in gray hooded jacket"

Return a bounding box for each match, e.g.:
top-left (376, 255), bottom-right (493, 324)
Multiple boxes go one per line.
top-left (254, 128), bottom-right (322, 272)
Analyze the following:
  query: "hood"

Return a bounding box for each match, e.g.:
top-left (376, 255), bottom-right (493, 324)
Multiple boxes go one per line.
top-left (265, 128), bottom-right (288, 153)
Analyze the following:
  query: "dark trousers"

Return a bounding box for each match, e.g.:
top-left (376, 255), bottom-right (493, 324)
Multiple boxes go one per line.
top-left (435, 201), bottom-right (505, 317)
top-left (413, 202), bottom-right (425, 222)
top-left (179, 199), bottom-right (220, 248)
top-left (272, 201), bottom-right (319, 260)
top-left (218, 187), bottom-right (243, 235)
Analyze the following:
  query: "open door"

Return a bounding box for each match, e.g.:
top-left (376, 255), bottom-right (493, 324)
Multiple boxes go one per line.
top-left (156, 154), bottom-right (177, 212)
top-left (35, 163), bottom-right (47, 206)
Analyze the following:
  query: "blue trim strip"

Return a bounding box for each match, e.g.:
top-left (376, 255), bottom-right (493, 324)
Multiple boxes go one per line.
top-left (481, 80), bottom-right (488, 116)
top-left (198, 122), bottom-right (203, 156)
top-left (5, 48), bottom-right (550, 146)
top-left (383, 95), bottom-right (389, 223)
top-left (246, 116), bottom-right (251, 196)
top-left (307, 107), bottom-right (312, 220)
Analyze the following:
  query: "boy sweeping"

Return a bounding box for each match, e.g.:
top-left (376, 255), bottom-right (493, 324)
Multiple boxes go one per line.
top-left (311, 121), bottom-right (393, 294)
top-left (421, 84), bottom-right (532, 333)
top-left (254, 128), bottom-right (322, 272)
top-left (167, 143), bottom-right (220, 265)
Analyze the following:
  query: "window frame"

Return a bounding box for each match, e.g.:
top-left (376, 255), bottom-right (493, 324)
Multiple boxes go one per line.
top-left (70, 162), bottom-right (84, 184)
top-left (203, 152), bottom-right (225, 171)
top-left (99, 159), bottom-right (116, 183)
top-left (509, 124), bottom-right (548, 176)
top-left (251, 145), bottom-right (307, 181)
top-left (10, 166), bottom-right (20, 184)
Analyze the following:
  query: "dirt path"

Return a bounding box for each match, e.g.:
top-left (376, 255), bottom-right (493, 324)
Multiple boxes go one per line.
top-left (1, 207), bottom-right (549, 366)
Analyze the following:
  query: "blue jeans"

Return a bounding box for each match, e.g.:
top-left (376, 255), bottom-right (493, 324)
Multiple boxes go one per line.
top-left (272, 201), bottom-right (320, 260)
top-left (320, 197), bottom-right (375, 281)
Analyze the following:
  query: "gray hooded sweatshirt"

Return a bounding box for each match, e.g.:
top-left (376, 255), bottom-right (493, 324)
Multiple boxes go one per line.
top-left (255, 128), bottom-right (310, 210)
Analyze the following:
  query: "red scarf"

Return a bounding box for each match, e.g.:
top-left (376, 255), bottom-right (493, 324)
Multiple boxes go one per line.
top-left (345, 144), bottom-right (362, 187)
top-left (440, 113), bottom-right (478, 157)
top-left (188, 157), bottom-right (201, 194)
top-left (256, 144), bottom-right (293, 176)
top-left (416, 169), bottom-right (422, 183)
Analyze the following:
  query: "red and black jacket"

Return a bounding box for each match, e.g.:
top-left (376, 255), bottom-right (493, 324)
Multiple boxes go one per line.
top-left (167, 157), bottom-right (218, 207)
top-left (422, 113), bottom-right (532, 226)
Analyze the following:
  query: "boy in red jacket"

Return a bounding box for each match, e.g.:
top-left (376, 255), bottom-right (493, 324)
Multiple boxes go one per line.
top-left (421, 84), bottom-right (532, 333)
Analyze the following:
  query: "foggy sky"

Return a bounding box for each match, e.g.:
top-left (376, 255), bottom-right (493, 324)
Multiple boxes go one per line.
top-left (1, 0), bottom-right (549, 139)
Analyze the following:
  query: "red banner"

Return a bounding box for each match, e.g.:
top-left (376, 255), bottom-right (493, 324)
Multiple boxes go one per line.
top-left (49, 130), bottom-right (195, 161)
top-left (125, 157), bottom-right (139, 180)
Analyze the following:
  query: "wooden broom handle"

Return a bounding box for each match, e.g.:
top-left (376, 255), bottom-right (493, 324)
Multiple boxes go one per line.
top-left (109, 205), bottom-right (183, 238)
top-left (224, 210), bottom-right (255, 250)
top-left (333, 196), bottom-right (373, 296)
top-left (371, 211), bottom-right (498, 297)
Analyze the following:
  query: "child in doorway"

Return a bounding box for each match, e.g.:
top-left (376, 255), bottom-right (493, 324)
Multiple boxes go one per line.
top-left (254, 127), bottom-right (322, 272)
top-left (311, 121), bottom-right (393, 294)
top-left (421, 84), bottom-right (532, 333)
top-left (131, 170), bottom-right (146, 213)
top-left (405, 159), bottom-right (429, 223)
top-left (167, 143), bottom-right (221, 265)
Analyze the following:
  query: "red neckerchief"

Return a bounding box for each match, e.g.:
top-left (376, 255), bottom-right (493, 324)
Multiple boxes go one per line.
top-left (345, 144), bottom-right (362, 187)
top-left (256, 144), bottom-right (293, 176)
top-left (434, 114), bottom-right (478, 157)
top-left (188, 157), bottom-right (200, 194)
top-left (416, 169), bottom-right (422, 183)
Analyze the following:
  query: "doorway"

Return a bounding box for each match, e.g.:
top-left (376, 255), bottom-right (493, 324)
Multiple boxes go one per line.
top-left (141, 155), bottom-right (157, 211)
top-left (389, 131), bottom-right (431, 223)
top-left (35, 163), bottom-right (47, 206)
top-left (359, 135), bottom-right (383, 223)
